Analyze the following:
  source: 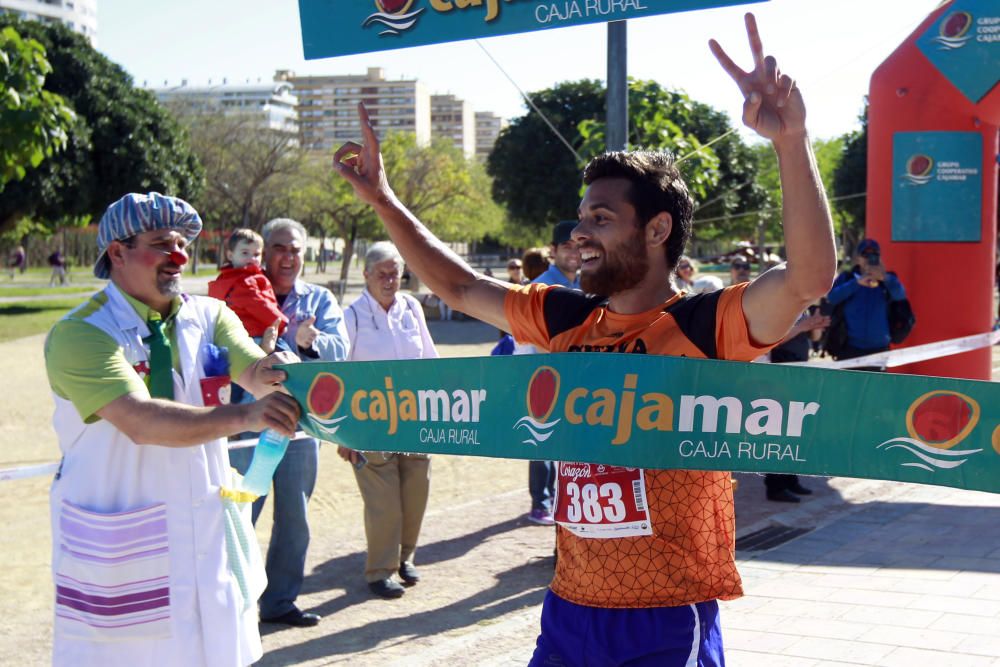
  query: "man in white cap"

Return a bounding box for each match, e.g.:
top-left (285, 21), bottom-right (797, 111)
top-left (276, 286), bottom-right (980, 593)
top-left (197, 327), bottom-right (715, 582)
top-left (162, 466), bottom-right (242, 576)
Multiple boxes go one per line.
top-left (44, 192), bottom-right (301, 667)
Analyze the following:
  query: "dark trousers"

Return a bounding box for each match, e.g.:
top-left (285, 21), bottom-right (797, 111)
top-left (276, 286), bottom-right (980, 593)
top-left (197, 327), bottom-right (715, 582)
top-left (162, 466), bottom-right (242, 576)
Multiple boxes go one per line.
top-left (839, 343), bottom-right (889, 372)
top-left (765, 474), bottom-right (801, 493)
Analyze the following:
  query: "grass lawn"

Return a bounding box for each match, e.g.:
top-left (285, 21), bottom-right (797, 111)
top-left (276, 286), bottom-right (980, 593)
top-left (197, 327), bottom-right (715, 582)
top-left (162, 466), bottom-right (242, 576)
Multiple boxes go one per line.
top-left (0, 286), bottom-right (98, 297)
top-left (0, 298), bottom-right (85, 344)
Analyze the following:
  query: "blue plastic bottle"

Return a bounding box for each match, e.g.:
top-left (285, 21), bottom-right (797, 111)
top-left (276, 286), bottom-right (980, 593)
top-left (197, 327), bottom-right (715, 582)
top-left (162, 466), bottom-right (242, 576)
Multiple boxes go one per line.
top-left (240, 429), bottom-right (290, 497)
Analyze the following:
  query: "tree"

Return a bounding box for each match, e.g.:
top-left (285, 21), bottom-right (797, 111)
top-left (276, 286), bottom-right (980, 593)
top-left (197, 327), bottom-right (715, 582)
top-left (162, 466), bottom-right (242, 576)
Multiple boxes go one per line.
top-left (0, 26), bottom-right (74, 192)
top-left (487, 79), bottom-right (606, 239)
top-left (0, 17), bottom-right (203, 235)
top-left (579, 80), bottom-right (767, 251)
top-left (832, 105), bottom-right (868, 253)
top-left (290, 133), bottom-right (505, 281)
top-left (384, 134), bottom-right (505, 242)
top-left (289, 156), bottom-right (380, 283)
top-left (487, 79), bottom-right (766, 248)
top-left (175, 109), bottom-right (306, 267)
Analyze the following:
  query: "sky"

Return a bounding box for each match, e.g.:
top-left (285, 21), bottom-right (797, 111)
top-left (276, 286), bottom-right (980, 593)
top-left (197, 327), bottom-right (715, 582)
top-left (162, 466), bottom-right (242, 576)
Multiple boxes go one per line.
top-left (97, 0), bottom-right (945, 142)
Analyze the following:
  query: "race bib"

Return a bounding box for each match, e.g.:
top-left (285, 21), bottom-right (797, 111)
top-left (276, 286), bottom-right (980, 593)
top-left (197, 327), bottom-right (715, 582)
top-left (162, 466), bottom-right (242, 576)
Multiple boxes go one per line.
top-left (554, 462), bottom-right (652, 538)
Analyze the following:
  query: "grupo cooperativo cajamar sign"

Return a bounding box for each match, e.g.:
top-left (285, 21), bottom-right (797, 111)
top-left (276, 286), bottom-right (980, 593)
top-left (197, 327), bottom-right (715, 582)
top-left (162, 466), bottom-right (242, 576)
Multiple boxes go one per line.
top-left (298, 0), bottom-right (765, 59)
top-left (281, 353), bottom-right (1000, 494)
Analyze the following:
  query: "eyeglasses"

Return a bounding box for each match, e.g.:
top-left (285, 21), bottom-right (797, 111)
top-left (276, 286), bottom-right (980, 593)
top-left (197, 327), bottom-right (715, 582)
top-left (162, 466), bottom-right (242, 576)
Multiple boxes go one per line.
top-left (732, 263), bottom-right (751, 270)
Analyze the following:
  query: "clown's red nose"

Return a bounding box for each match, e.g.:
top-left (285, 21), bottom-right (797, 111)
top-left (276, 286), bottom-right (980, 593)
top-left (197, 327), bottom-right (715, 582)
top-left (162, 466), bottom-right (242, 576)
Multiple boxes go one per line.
top-left (168, 250), bottom-right (188, 266)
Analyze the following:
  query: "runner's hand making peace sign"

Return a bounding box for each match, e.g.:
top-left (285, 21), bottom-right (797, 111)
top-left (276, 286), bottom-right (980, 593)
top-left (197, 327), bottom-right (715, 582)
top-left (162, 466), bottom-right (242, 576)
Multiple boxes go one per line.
top-left (332, 104), bottom-right (396, 208)
top-left (709, 13), bottom-right (807, 143)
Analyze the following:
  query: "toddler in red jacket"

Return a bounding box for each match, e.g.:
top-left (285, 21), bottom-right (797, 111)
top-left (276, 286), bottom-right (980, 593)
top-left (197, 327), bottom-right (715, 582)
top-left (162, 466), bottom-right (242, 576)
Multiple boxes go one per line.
top-left (208, 228), bottom-right (288, 353)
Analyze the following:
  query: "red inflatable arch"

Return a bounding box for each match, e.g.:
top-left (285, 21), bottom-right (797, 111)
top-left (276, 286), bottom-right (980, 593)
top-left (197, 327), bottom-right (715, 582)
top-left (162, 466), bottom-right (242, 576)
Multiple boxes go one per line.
top-left (867, 0), bottom-right (1000, 380)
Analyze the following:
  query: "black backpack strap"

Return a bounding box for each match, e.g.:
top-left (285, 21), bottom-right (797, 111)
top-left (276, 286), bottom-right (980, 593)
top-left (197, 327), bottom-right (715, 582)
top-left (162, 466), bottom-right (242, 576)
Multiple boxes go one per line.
top-left (542, 288), bottom-right (608, 339)
top-left (663, 290), bottom-right (722, 359)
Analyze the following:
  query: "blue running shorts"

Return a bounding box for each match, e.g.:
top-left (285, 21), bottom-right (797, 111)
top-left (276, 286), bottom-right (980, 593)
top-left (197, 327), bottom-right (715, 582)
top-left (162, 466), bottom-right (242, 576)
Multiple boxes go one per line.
top-left (528, 590), bottom-right (725, 667)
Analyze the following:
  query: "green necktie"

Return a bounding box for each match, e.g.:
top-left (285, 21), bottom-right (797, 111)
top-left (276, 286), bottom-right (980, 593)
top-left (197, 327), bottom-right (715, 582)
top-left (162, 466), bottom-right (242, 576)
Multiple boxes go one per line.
top-left (145, 317), bottom-right (174, 400)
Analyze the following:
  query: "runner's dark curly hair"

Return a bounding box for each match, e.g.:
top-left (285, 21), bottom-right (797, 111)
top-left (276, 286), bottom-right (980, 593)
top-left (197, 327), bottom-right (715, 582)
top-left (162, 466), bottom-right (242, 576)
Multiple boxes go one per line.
top-left (582, 151), bottom-right (694, 270)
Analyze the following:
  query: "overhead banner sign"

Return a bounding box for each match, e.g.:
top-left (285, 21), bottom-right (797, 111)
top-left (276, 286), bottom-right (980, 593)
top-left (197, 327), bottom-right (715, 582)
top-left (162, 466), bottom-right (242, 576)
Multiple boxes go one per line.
top-left (280, 353), bottom-right (1000, 495)
top-left (298, 0), bottom-right (765, 59)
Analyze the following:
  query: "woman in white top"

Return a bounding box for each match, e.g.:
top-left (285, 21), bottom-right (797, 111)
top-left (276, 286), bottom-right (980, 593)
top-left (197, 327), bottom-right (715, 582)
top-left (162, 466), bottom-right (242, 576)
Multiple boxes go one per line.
top-left (338, 241), bottom-right (438, 599)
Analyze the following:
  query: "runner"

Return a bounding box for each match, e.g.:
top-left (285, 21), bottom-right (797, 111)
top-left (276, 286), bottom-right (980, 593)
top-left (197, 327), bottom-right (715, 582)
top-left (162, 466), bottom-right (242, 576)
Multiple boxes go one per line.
top-left (332, 14), bottom-right (836, 665)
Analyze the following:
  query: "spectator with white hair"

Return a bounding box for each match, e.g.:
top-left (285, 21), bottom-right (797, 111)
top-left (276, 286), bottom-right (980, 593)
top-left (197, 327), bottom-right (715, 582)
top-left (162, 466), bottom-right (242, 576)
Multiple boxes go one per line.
top-left (337, 241), bottom-right (438, 598)
top-left (228, 217), bottom-right (350, 627)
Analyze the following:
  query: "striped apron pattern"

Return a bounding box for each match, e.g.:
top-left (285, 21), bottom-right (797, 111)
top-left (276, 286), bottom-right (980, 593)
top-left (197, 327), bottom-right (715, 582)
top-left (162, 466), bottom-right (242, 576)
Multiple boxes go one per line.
top-left (54, 500), bottom-right (171, 641)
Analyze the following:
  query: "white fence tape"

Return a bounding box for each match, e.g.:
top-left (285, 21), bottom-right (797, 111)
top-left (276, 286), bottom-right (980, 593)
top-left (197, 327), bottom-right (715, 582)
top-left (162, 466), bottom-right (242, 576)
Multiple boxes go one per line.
top-left (0, 431), bottom-right (308, 483)
top-left (793, 330), bottom-right (1000, 370)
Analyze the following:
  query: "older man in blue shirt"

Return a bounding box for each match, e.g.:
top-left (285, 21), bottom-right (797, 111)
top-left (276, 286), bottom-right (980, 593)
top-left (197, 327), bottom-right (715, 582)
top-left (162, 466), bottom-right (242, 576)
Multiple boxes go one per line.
top-left (229, 217), bottom-right (350, 627)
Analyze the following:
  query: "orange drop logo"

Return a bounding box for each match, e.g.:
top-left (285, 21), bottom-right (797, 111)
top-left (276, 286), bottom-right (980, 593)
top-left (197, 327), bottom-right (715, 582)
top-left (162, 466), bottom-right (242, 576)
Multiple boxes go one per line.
top-left (526, 366), bottom-right (560, 422)
top-left (905, 390), bottom-right (979, 450)
top-left (307, 372), bottom-right (344, 420)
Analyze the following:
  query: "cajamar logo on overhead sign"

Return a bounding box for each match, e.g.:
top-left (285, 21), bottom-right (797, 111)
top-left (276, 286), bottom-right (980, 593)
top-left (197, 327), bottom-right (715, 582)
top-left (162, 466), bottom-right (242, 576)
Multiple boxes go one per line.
top-left (364, 0), bottom-right (425, 36)
top-left (364, 0), bottom-right (515, 36)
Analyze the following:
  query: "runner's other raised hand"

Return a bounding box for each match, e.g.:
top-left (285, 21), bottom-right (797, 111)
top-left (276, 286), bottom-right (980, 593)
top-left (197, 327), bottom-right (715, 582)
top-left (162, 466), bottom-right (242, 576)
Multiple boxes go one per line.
top-left (709, 13), bottom-right (807, 142)
top-left (332, 103), bottom-right (396, 207)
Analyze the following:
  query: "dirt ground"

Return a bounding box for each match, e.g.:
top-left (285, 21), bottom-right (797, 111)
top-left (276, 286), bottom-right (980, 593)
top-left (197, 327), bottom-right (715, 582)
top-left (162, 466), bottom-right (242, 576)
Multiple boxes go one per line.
top-left (4, 276), bottom-right (997, 666)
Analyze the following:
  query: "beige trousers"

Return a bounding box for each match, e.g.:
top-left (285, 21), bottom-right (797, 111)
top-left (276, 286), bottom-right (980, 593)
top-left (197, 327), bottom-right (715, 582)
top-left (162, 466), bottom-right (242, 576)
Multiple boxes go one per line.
top-left (353, 452), bottom-right (431, 582)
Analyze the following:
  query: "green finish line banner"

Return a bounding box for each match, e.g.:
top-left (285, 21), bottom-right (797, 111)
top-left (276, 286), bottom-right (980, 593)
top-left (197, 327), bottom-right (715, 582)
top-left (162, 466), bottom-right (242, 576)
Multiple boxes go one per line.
top-left (297, 0), bottom-right (764, 59)
top-left (280, 354), bottom-right (1000, 494)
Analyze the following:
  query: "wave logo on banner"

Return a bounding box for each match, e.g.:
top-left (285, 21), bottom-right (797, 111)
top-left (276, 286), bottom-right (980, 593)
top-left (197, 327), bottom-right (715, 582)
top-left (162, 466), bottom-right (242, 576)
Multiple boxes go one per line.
top-left (902, 154), bottom-right (935, 186)
top-left (932, 10), bottom-right (974, 50)
top-left (305, 371), bottom-right (347, 437)
top-left (513, 366), bottom-right (561, 447)
top-left (364, 0), bottom-right (424, 36)
top-left (876, 390), bottom-right (985, 472)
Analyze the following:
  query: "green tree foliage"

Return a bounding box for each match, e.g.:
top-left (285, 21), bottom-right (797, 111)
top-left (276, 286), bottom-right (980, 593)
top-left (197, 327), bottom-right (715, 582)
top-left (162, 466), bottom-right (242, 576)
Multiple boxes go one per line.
top-left (486, 79), bottom-right (605, 239)
top-left (290, 133), bottom-right (504, 280)
top-left (0, 17), bottom-right (203, 235)
top-left (177, 111), bottom-right (305, 230)
top-left (487, 79), bottom-right (766, 248)
top-left (832, 105), bottom-right (868, 253)
top-left (383, 134), bottom-right (504, 242)
top-left (0, 26), bottom-right (74, 192)
top-left (751, 136), bottom-right (844, 254)
top-left (289, 156), bottom-right (380, 282)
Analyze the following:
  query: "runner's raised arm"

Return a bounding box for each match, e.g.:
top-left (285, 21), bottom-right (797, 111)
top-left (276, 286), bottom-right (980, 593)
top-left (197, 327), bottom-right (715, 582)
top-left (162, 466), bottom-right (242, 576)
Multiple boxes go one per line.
top-left (332, 106), bottom-right (511, 332)
top-left (709, 13), bottom-right (836, 344)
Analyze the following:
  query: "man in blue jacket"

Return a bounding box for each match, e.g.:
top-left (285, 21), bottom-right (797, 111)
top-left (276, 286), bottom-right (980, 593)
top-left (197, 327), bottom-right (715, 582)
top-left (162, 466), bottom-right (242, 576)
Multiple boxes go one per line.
top-left (827, 239), bottom-right (907, 367)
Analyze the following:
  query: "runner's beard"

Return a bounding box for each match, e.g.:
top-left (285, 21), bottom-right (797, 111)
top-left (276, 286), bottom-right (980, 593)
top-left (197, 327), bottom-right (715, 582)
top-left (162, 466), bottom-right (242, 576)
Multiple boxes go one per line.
top-left (580, 227), bottom-right (649, 296)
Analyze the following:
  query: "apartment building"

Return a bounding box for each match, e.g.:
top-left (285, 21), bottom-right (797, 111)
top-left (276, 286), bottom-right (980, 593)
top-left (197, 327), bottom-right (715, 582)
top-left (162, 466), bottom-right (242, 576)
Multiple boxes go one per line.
top-left (431, 94), bottom-right (475, 159)
top-left (474, 111), bottom-right (507, 161)
top-left (281, 67), bottom-right (431, 152)
top-left (151, 79), bottom-right (298, 134)
top-left (0, 0), bottom-right (97, 44)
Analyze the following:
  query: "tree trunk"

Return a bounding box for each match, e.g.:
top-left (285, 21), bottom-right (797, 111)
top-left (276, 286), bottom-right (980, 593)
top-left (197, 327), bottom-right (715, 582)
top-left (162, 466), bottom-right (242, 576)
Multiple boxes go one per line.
top-left (318, 230), bottom-right (327, 275)
top-left (336, 223), bottom-right (358, 303)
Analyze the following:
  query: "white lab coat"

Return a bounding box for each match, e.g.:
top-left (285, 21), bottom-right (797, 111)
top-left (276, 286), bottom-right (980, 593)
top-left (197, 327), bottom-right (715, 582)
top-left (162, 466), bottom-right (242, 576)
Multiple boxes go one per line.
top-left (49, 283), bottom-right (262, 667)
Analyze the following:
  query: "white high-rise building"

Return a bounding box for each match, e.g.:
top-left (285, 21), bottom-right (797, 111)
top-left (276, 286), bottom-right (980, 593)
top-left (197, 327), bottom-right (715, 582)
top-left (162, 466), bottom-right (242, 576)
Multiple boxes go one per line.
top-left (0, 0), bottom-right (98, 45)
top-left (151, 79), bottom-right (298, 135)
top-left (280, 67), bottom-right (431, 152)
top-left (431, 94), bottom-right (475, 159)
top-left (475, 111), bottom-right (507, 161)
